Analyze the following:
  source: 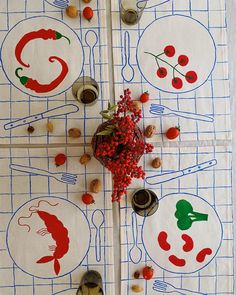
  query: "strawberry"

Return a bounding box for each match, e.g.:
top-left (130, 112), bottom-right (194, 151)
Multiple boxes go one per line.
top-left (139, 91), bottom-right (149, 103)
top-left (82, 193), bottom-right (95, 205)
top-left (55, 153), bottom-right (67, 166)
top-left (166, 126), bottom-right (180, 140)
top-left (142, 266), bottom-right (154, 280)
top-left (83, 7), bottom-right (94, 21)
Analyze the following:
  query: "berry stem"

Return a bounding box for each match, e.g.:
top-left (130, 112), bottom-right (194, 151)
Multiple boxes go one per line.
top-left (144, 51), bottom-right (186, 77)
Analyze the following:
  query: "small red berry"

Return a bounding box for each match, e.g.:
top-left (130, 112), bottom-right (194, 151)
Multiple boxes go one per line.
top-left (166, 126), bottom-right (180, 140)
top-left (178, 55), bottom-right (189, 66)
top-left (83, 7), bottom-right (94, 21)
top-left (185, 71), bottom-right (198, 83)
top-left (164, 45), bottom-right (175, 57)
top-left (172, 77), bottom-right (183, 89)
top-left (156, 67), bottom-right (167, 78)
top-left (139, 91), bottom-right (149, 103)
top-left (55, 153), bottom-right (67, 166)
top-left (82, 193), bottom-right (95, 205)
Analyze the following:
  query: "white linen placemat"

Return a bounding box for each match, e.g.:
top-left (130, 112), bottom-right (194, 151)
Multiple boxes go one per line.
top-left (111, 0), bottom-right (231, 142)
top-left (0, 0), bottom-right (110, 144)
top-left (0, 146), bottom-right (114, 295)
top-left (120, 146), bottom-right (234, 294)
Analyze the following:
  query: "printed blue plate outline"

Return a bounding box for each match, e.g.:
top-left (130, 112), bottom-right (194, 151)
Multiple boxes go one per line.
top-left (152, 279), bottom-right (207, 294)
top-left (91, 209), bottom-right (105, 262)
top-left (10, 163), bottom-right (78, 185)
top-left (85, 30), bottom-right (98, 79)
top-left (136, 14), bottom-right (216, 94)
top-left (150, 104), bottom-right (214, 122)
top-left (4, 104), bottom-right (79, 130)
top-left (6, 196), bottom-right (91, 280)
top-left (45, 0), bottom-right (69, 9)
top-left (137, 0), bottom-right (170, 9)
top-left (141, 192), bottom-right (223, 274)
top-left (129, 211), bottom-right (142, 264)
top-left (121, 31), bottom-right (135, 83)
top-left (145, 159), bottom-right (217, 185)
top-left (0, 16), bottom-right (84, 98)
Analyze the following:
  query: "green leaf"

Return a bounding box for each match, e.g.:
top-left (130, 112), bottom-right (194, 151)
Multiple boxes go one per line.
top-left (108, 102), bottom-right (111, 109)
top-left (100, 110), bottom-right (109, 114)
top-left (101, 113), bottom-right (112, 120)
top-left (109, 105), bottom-right (117, 111)
top-left (97, 129), bottom-right (113, 136)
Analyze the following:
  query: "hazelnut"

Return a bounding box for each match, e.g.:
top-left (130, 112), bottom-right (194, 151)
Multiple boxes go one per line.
top-left (83, 0), bottom-right (91, 3)
top-left (66, 5), bottom-right (78, 18)
top-left (152, 157), bottom-right (162, 169)
top-left (46, 121), bottom-right (54, 133)
top-left (68, 128), bottom-right (81, 138)
top-left (131, 100), bottom-right (141, 111)
top-left (80, 153), bottom-right (91, 165)
top-left (133, 271), bottom-right (140, 279)
top-left (131, 285), bottom-right (143, 293)
top-left (144, 125), bottom-right (156, 138)
top-left (90, 179), bottom-right (102, 193)
top-left (27, 126), bottom-right (34, 133)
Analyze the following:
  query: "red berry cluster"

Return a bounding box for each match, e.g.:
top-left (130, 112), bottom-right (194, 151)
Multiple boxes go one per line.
top-left (92, 89), bottom-right (153, 202)
top-left (145, 45), bottom-right (198, 90)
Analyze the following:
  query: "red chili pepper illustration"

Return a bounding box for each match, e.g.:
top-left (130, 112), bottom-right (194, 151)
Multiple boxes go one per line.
top-left (15, 56), bottom-right (69, 93)
top-left (36, 210), bottom-right (70, 276)
top-left (15, 29), bottom-right (71, 68)
top-left (17, 200), bottom-right (70, 276)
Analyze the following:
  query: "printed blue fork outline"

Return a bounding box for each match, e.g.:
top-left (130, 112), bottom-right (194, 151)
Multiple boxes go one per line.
top-left (150, 103), bottom-right (214, 122)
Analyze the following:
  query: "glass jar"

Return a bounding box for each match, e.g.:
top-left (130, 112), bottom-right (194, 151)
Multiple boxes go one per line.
top-left (131, 188), bottom-right (159, 217)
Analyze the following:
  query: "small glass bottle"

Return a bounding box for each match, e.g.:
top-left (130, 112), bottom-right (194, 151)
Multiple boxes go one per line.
top-left (120, 0), bottom-right (147, 25)
top-left (72, 76), bottom-right (99, 105)
top-left (131, 189), bottom-right (159, 217)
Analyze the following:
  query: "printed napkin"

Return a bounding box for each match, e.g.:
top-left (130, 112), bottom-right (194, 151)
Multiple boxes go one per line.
top-left (111, 0), bottom-right (231, 142)
top-left (0, 147), bottom-right (114, 295)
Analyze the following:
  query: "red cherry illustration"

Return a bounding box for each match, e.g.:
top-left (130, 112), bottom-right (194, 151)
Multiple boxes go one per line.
top-left (164, 45), bottom-right (175, 57)
top-left (178, 55), bottom-right (189, 66)
top-left (185, 71), bottom-right (198, 83)
top-left (172, 77), bottom-right (183, 89)
top-left (157, 67), bottom-right (167, 78)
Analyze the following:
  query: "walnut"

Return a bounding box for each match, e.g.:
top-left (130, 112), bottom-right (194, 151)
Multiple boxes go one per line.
top-left (144, 125), bottom-right (156, 138)
top-left (131, 100), bottom-right (141, 111)
top-left (80, 153), bottom-right (91, 165)
top-left (90, 179), bottom-right (102, 193)
top-left (152, 157), bottom-right (162, 169)
top-left (68, 128), bottom-right (81, 138)
top-left (131, 285), bottom-right (143, 293)
top-left (66, 5), bottom-right (78, 18)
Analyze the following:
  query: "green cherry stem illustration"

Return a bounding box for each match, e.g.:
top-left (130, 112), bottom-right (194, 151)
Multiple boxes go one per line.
top-left (144, 51), bottom-right (186, 78)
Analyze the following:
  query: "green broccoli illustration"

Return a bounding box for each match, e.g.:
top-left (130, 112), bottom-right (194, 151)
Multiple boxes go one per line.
top-left (175, 199), bottom-right (208, 230)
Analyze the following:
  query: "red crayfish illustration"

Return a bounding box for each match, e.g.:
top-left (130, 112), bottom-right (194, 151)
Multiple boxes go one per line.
top-left (18, 200), bottom-right (70, 276)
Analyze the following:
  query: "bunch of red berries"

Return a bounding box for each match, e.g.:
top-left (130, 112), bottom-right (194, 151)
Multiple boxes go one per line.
top-left (145, 45), bottom-right (198, 90)
top-left (92, 89), bottom-right (153, 202)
